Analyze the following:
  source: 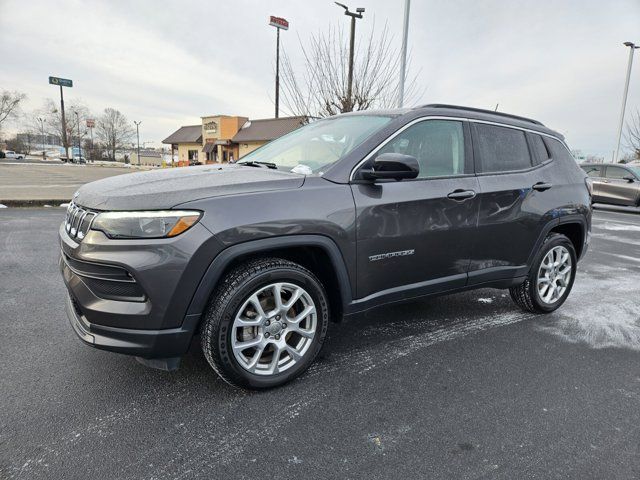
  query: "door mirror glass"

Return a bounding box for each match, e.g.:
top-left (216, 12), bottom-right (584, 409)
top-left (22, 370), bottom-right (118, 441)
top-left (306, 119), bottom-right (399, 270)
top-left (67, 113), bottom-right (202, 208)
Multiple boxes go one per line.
top-left (363, 153), bottom-right (419, 181)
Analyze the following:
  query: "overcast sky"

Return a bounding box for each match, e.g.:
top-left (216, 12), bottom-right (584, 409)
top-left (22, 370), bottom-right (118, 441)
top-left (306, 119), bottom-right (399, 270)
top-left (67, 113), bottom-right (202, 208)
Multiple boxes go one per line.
top-left (1, 0), bottom-right (639, 157)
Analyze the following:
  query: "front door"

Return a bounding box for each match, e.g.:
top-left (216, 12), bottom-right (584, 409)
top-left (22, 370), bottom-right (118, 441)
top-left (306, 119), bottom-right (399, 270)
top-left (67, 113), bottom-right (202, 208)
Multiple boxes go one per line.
top-left (351, 119), bottom-right (480, 301)
top-left (601, 165), bottom-right (639, 206)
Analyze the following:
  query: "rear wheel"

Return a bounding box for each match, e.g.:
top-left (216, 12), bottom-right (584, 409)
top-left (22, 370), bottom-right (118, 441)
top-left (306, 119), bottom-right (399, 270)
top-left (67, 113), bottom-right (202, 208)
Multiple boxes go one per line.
top-left (510, 233), bottom-right (577, 313)
top-left (201, 258), bottom-right (329, 389)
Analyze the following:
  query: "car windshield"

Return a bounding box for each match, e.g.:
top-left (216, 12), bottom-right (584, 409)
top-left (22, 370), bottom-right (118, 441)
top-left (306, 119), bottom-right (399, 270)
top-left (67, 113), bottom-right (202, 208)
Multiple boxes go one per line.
top-left (237, 115), bottom-right (393, 174)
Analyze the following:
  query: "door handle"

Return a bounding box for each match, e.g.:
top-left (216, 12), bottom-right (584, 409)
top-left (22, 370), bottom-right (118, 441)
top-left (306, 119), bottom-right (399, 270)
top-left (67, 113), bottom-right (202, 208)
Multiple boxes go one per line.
top-left (532, 182), bottom-right (553, 191)
top-left (447, 189), bottom-right (476, 200)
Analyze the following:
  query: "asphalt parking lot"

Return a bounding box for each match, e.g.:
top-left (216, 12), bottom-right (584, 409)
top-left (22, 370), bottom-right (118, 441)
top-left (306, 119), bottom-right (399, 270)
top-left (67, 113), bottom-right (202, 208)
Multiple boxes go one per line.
top-left (1, 208), bottom-right (639, 479)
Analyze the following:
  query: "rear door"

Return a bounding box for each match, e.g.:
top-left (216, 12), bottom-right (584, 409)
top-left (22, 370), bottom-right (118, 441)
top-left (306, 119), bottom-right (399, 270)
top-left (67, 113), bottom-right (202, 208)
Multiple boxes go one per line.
top-left (469, 123), bottom-right (554, 284)
top-left (601, 165), bottom-right (639, 206)
top-left (351, 119), bottom-right (480, 300)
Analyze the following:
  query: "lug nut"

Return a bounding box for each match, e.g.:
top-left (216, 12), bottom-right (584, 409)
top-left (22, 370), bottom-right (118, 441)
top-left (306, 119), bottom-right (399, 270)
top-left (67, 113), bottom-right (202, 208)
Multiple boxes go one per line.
top-left (282, 323), bottom-right (287, 329)
top-left (275, 315), bottom-right (281, 320)
top-left (275, 334), bottom-right (280, 340)
top-left (265, 332), bottom-right (270, 338)
top-left (265, 320), bottom-right (270, 326)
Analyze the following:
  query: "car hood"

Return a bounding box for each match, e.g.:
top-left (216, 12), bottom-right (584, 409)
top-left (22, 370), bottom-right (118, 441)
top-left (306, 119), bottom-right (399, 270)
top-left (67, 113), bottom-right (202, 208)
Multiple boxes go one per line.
top-left (74, 164), bottom-right (305, 210)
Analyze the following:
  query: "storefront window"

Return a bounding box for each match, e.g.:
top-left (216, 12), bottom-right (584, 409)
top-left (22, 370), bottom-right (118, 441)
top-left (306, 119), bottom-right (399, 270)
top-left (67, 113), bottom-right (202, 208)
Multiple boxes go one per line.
top-left (188, 150), bottom-right (198, 161)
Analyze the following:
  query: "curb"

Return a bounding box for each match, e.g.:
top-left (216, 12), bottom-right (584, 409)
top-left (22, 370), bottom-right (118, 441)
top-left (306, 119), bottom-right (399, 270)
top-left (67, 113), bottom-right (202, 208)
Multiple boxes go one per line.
top-left (0, 199), bottom-right (69, 208)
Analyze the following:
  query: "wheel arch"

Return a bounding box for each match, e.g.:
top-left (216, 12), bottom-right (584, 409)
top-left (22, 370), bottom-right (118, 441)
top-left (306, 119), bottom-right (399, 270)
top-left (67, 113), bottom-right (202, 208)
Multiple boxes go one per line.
top-left (186, 235), bottom-right (354, 323)
top-left (527, 215), bottom-right (588, 267)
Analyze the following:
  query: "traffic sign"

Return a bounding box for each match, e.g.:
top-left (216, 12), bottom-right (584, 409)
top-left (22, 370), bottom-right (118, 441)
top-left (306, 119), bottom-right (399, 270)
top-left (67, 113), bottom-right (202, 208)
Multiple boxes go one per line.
top-left (49, 76), bottom-right (73, 87)
top-left (86, 119), bottom-right (95, 128)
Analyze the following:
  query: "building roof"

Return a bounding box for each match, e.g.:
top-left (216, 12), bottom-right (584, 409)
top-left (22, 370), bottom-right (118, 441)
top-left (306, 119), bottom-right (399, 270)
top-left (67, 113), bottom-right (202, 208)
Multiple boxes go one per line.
top-left (232, 116), bottom-right (307, 143)
top-left (162, 125), bottom-right (202, 144)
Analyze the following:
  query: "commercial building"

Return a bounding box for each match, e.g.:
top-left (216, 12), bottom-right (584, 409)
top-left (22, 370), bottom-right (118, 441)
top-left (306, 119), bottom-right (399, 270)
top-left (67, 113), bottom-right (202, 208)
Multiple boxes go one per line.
top-left (162, 115), bottom-right (306, 165)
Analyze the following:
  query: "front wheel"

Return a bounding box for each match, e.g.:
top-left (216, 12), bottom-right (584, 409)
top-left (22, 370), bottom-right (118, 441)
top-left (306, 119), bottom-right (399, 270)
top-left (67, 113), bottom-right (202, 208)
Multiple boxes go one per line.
top-left (510, 233), bottom-right (577, 314)
top-left (201, 258), bottom-right (329, 389)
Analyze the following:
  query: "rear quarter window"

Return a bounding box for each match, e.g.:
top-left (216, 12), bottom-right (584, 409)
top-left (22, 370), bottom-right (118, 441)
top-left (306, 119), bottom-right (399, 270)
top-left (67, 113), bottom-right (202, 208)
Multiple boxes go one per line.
top-left (475, 124), bottom-right (532, 173)
top-left (543, 137), bottom-right (577, 167)
top-left (528, 134), bottom-right (550, 165)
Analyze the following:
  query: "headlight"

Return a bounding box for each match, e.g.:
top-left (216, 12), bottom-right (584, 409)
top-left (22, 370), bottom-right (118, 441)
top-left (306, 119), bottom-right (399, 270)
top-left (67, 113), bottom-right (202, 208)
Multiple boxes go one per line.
top-left (91, 211), bottom-right (201, 239)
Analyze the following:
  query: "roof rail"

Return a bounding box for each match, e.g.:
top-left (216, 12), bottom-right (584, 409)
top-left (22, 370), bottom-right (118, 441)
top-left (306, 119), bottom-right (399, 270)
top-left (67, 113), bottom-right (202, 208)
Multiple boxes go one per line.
top-left (418, 104), bottom-right (544, 126)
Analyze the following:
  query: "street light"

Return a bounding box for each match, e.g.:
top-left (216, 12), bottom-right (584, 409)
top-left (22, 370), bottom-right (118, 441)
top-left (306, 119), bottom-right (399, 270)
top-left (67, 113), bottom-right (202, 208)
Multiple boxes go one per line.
top-left (614, 41), bottom-right (639, 163)
top-left (134, 121), bottom-right (142, 166)
top-left (74, 111), bottom-right (82, 161)
top-left (335, 2), bottom-right (365, 112)
top-left (37, 117), bottom-right (46, 160)
top-left (398, 0), bottom-right (411, 108)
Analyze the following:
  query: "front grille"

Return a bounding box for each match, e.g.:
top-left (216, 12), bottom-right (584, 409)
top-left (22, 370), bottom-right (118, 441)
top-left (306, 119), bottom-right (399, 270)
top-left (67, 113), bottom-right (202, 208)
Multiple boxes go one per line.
top-left (65, 202), bottom-right (98, 240)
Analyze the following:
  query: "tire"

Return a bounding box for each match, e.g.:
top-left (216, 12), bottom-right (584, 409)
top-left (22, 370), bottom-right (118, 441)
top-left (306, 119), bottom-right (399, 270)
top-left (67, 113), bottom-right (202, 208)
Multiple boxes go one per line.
top-left (201, 257), bottom-right (329, 389)
top-left (509, 233), bottom-right (577, 314)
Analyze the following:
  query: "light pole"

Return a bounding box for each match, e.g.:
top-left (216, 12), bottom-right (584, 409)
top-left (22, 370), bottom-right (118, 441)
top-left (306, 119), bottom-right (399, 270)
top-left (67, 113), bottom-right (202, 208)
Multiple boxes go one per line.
top-left (74, 111), bottom-right (82, 161)
top-left (268, 16), bottom-right (289, 118)
top-left (614, 41), bottom-right (639, 163)
top-left (134, 121), bottom-right (142, 166)
top-left (335, 2), bottom-right (365, 112)
top-left (398, 0), bottom-right (411, 108)
top-left (37, 117), bottom-right (46, 159)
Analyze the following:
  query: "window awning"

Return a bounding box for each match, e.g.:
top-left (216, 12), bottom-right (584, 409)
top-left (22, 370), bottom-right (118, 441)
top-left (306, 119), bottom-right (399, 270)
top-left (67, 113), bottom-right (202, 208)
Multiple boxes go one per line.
top-left (203, 143), bottom-right (216, 153)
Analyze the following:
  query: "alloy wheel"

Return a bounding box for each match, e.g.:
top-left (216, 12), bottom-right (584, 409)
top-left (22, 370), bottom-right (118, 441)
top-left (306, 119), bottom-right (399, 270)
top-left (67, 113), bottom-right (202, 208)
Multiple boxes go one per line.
top-left (537, 246), bottom-right (572, 304)
top-left (231, 282), bottom-right (317, 376)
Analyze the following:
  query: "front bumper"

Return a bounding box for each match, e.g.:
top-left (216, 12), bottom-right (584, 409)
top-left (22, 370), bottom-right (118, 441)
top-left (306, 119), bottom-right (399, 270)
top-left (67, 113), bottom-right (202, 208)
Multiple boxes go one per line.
top-left (59, 216), bottom-right (224, 359)
top-left (64, 292), bottom-right (200, 359)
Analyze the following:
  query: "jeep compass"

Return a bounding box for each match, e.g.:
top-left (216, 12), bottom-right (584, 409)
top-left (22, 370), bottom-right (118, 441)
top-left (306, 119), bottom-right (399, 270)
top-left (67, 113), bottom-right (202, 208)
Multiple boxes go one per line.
top-left (59, 104), bottom-right (591, 389)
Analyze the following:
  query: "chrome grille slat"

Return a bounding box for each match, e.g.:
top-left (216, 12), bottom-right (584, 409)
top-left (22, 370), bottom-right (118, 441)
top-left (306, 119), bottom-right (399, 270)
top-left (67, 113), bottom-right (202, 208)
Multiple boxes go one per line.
top-left (65, 202), bottom-right (97, 241)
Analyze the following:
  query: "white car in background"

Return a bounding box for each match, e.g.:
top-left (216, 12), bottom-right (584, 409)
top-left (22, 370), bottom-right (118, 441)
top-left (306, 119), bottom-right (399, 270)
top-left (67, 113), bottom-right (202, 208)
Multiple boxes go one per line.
top-left (2, 150), bottom-right (24, 160)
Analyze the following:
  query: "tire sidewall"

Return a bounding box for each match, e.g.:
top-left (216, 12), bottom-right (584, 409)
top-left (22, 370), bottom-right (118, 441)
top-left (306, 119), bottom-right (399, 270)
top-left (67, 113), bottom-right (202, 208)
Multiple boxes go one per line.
top-left (529, 235), bottom-right (577, 313)
top-left (212, 266), bottom-right (329, 389)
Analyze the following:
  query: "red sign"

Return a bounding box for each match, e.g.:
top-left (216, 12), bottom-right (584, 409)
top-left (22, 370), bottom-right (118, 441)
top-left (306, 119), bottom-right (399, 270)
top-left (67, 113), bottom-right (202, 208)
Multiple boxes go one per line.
top-left (269, 16), bottom-right (289, 30)
top-left (86, 119), bottom-right (95, 128)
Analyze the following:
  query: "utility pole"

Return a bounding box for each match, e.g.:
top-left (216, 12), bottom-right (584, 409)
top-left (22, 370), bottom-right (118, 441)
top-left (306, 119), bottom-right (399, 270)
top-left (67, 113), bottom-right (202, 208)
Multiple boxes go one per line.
top-left (48, 77), bottom-right (73, 160)
top-left (74, 111), bottom-right (82, 161)
top-left (614, 41), bottom-right (639, 163)
top-left (37, 117), bottom-right (46, 159)
top-left (269, 16), bottom-right (289, 118)
top-left (398, 0), bottom-right (410, 108)
top-left (335, 3), bottom-right (365, 112)
top-left (134, 121), bottom-right (142, 166)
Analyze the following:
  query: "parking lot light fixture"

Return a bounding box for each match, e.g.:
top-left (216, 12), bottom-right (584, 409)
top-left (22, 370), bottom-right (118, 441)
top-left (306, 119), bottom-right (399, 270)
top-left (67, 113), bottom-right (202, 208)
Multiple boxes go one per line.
top-left (134, 121), bottom-right (142, 166)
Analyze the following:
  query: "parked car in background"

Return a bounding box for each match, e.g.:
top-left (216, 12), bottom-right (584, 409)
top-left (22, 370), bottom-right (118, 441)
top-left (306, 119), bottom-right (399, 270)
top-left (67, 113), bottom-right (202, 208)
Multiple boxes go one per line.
top-left (580, 163), bottom-right (640, 207)
top-left (2, 150), bottom-right (24, 160)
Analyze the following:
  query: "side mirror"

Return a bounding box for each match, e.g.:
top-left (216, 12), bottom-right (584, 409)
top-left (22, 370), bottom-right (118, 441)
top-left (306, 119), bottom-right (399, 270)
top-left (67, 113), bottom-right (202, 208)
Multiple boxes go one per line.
top-left (623, 175), bottom-right (635, 183)
top-left (362, 153), bottom-right (419, 181)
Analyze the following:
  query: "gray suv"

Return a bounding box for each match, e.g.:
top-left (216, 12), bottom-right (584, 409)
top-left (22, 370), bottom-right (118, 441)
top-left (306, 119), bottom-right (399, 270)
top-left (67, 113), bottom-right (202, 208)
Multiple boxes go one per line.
top-left (60, 104), bottom-right (591, 389)
top-left (580, 163), bottom-right (640, 207)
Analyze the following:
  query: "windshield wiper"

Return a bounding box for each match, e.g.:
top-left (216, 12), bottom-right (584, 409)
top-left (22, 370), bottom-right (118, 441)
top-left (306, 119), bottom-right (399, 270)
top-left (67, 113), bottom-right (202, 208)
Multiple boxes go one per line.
top-left (239, 161), bottom-right (278, 169)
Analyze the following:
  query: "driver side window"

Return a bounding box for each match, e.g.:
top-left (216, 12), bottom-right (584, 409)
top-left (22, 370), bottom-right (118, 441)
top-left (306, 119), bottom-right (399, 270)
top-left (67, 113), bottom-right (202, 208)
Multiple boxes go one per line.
top-left (377, 120), bottom-right (465, 178)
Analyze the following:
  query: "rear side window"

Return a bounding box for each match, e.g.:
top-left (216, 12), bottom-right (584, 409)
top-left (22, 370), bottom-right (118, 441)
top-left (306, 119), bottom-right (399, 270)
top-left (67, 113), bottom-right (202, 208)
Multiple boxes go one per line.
top-left (582, 165), bottom-right (603, 177)
top-left (529, 134), bottom-right (550, 164)
top-left (544, 137), bottom-right (576, 166)
top-left (475, 124), bottom-right (532, 173)
top-left (605, 166), bottom-right (630, 179)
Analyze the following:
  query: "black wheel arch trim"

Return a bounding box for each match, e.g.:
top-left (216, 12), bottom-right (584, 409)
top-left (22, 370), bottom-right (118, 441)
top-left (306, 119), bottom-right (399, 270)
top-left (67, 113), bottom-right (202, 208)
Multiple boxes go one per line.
top-left (526, 213), bottom-right (589, 267)
top-left (186, 235), bottom-right (354, 317)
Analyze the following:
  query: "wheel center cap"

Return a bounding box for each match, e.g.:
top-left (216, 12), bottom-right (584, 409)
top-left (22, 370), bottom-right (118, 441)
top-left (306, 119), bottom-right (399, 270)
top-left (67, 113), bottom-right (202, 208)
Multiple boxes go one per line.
top-left (265, 321), bottom-right (283, 336)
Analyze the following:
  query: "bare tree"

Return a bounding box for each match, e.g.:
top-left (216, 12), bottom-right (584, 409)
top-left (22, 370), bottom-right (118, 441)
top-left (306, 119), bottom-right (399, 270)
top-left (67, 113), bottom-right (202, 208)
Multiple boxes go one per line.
top-left (40, 98), bottom-right (91, 157)
top-left (96, 108), bottom-right (134, 161)
top-left (280, 23), bottom-right (420, 118)
top-left (624, 108), bottom-right (640, 161)
top-left (0, 89), bottom-right (26, 132)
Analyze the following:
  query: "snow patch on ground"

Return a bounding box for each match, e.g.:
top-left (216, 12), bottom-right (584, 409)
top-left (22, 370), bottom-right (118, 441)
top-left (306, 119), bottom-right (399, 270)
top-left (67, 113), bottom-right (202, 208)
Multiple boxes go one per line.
top-left (539, 265), bottom-right (640, 351)
top-left (598, 222), bottom-right (640, 232)
top-left (477, 298), bottom-right (494, 304)
top-left (0, 204), bottom-right (7, 208)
